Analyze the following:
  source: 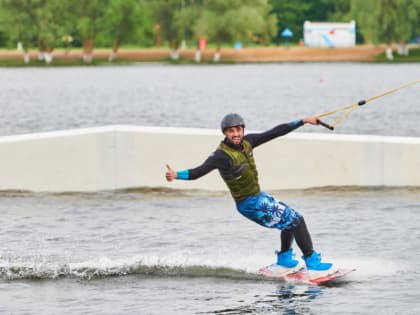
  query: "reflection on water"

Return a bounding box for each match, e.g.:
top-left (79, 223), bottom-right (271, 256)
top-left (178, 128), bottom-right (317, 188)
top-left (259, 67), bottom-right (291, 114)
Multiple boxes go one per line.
top-left (207, 284), bottom-right (323, 315)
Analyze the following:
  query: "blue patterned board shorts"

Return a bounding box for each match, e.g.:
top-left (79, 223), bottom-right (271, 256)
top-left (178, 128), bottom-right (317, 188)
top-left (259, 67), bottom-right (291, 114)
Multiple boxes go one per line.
top-left (236, 192), bottom-right (302, 230)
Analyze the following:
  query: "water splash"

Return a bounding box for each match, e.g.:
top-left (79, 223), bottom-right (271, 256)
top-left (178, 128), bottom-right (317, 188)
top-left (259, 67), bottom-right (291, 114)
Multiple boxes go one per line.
top-left (0, 251), bottom-right (403, 282)
top-left (0, 254), bottom-right (259, 281)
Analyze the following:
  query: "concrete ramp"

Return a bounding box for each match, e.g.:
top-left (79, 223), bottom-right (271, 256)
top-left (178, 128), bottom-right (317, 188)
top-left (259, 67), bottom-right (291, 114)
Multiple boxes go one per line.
top-left (0, 125), bottom-right (419, 192)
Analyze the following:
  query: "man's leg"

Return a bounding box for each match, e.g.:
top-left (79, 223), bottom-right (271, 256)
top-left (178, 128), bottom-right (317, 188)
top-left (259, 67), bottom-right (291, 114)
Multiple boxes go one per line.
top-left (280, 229), bottom-right (294, 252)
top-left (280, 217), bottom-right (313, 257)
top-left (277, 226), bottom-right (299, 268)
top-left (293, 217), bottom-right (333, 273)
top-left (292, 217), bottom-right (313, 258)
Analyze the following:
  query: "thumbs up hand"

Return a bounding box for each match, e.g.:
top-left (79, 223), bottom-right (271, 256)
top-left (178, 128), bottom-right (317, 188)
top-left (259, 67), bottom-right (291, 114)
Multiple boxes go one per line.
top-left (165, 164), bottom-right (177, 182)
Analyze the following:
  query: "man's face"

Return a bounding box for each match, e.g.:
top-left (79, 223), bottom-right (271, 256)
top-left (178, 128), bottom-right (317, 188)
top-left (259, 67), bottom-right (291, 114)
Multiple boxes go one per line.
top-left (223, 125), bottom-right (244, 145)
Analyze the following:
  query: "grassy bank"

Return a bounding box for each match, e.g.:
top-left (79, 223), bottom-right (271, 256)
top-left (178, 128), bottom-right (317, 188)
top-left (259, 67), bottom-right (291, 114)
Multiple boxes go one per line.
top-left (0, 57), bottom-right (138, 67)
top-left (0, 46), bottom-right (419, 66)
top-left (375, 47), bottom-right (420, 62)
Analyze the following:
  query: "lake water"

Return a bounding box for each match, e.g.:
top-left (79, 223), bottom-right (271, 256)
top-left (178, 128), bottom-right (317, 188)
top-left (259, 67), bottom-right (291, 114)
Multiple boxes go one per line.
top-left (1, 63), bottom-right (419, 137)
top-left (1, 188), bottom-right (419, 314)
top-left (1, 63), bottom-right (420, 314)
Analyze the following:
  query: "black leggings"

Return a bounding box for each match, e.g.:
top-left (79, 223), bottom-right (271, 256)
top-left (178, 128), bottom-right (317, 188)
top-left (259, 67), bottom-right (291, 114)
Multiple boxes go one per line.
top-left (281, 217), bottom-right (313, 257)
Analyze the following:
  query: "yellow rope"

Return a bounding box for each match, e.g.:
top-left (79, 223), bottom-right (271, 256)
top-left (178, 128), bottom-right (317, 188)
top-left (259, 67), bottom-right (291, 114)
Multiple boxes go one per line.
top-left (365, 80), bottom-right (420, 103)
top-left (330, 104), bottom-right (359, 128)
top-left (318, 80), bottom-right (420, 128)
top-left (318, 102), bottom-right (358, 118)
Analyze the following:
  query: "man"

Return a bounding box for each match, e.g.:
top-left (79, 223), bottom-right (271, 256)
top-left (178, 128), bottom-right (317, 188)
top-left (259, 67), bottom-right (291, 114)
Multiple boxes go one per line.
top-left (165, 113), bottom-right (333, 278)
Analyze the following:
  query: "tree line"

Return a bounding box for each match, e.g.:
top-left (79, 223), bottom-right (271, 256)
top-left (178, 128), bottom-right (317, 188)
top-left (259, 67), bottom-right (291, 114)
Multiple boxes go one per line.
top-left (0, 0), bottom-right (418, 63)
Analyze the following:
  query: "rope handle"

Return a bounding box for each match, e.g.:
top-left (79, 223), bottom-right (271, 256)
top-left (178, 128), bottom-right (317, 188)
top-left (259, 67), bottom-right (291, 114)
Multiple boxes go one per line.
top-left (317, 80), bottom-right (420, 130)
top-left (318, 119), bottom-right (334, 130)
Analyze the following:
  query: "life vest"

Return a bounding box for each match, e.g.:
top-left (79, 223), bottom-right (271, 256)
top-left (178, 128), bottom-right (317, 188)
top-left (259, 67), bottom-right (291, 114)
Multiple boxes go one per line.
top-left (218, 140), bottom-right (260, 202)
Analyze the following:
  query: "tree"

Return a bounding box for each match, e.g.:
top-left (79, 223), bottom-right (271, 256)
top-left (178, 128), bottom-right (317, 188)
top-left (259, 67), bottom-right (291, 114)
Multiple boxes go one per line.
top-left (195, 0), bottom-right (277, 61)
top-left (34, 1), bottom-right (73, 63)
top-left (0, 0), bottom-right (33, 62)
top-left (390, 0), bottom-right (420, 55)
top-left (173, 0), bottom-right (203, 48)
top-left (0, 0), bottom-right (70, 63)
top-left (349, 0), bottom-right (420, 58)
top-left (74, 0), bottom-right (109, 63)
top-left (269, 0), bottom-right (312, 43)
top-left (149, 0), bottom-right (187, 59)
top-left (102, 0), bottom-right (152, 61)
top-left (325, 0), bottom-right (351, 21)
top-left (347, 0), bottom-right (379, 44)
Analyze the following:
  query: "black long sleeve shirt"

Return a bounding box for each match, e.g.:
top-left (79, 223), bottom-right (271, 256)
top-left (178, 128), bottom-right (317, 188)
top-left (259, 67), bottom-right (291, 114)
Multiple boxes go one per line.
top-left (185, 120), bottom-right (304, 180)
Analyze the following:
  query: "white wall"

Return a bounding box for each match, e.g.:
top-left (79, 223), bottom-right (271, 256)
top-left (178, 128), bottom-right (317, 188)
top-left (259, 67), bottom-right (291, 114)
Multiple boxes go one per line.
top-left (0, 125), bottom-right (419, 192)
top-left (303, 21), bottom-right (356, 48)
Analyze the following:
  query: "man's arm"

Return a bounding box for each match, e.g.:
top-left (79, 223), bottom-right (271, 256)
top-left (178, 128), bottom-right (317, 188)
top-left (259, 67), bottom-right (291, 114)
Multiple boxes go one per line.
top-left (245, 116), bottom-right (320, 148)
top-left (165, 150), bottom-right (231, 181)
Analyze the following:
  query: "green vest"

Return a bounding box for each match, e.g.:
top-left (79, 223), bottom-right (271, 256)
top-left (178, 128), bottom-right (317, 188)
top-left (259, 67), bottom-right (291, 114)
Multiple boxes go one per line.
top-left (218, 140), bottom-right (261, 202)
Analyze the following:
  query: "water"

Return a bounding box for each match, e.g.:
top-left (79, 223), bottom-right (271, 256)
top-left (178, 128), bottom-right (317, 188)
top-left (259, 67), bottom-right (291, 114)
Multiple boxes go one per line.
top-left (0, 63), bottom-right (419, 137)
top-left (1, 63), bottom-right (420, 314)
top-left (0, 188), bottom-right (419, 314)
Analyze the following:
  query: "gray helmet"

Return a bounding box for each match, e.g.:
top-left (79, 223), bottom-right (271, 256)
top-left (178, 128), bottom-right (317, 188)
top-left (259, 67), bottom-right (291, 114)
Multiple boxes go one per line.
top-left (221, 113), bottom-right (245, 132)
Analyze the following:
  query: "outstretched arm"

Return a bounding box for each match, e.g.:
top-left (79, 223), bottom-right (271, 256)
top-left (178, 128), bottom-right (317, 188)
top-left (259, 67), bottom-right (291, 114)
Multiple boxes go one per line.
top-left (165, 150), bottom-right (231, 182)
top-left (245, 115), bottom-right (320, 148)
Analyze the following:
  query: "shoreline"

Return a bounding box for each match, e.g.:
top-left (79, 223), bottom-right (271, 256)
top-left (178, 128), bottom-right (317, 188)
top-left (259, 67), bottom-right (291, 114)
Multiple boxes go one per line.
top-left (1, 44), bottom-right (419, 65)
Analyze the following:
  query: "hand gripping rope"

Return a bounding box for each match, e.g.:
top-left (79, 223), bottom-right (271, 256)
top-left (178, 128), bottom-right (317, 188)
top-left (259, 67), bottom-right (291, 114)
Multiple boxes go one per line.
top-left (316, 80), bottom-right (420, 131)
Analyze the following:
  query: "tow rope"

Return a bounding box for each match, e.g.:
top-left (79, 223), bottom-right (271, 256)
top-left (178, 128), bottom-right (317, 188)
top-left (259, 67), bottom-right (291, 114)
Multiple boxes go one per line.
top-left (317, 80), bottom-right (420, 130)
